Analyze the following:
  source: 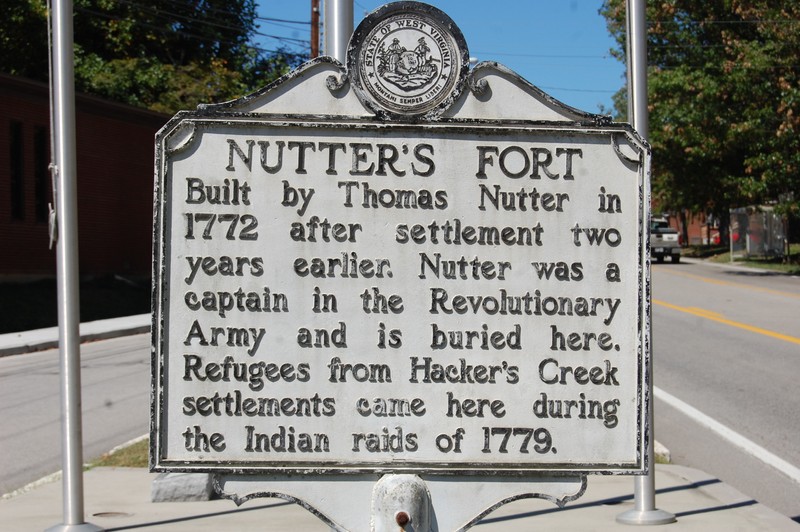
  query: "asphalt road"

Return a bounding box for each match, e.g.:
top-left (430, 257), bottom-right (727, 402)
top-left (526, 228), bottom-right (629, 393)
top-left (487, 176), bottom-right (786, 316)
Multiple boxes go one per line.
top-left (0, 334), bottom-right (150, 495)
top-left (1, 258), bottom-right (798, 525)
top-left (651, 259), bottom-right (800, 521)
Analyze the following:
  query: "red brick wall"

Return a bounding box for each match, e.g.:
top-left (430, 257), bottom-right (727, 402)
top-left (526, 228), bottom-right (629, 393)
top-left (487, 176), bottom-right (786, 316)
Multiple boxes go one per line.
top-left (0, 75), bottom-right (168, 277)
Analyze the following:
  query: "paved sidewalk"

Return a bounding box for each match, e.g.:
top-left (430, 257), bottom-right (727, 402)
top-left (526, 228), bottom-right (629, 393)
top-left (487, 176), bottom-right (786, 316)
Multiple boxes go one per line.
top-left (1, 465), bottom-right (798, 531)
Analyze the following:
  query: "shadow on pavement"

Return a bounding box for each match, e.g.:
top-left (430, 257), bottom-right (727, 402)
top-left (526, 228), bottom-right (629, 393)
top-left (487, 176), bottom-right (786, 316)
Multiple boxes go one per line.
top-left (105, 501), bottom-right (292, 531)
top-left (478, 478), bottom-right (725, 525)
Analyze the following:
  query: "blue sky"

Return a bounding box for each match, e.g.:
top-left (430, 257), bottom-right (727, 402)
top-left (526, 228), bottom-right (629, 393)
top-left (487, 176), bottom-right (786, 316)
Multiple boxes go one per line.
top-left (255, 0), bottom-right (626, 114)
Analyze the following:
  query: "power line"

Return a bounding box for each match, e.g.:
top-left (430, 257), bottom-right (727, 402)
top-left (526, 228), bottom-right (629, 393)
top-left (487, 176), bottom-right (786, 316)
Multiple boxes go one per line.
top-left (257, 16), bottom-right (311, 25)
top-left (114, 0), bottom-right (309, 47)
top-left (259, 19), bottom-right (312, 33)
top-left (75, 6), bottom-right (305, 57)
top-left (650, 18), bottom-right (800, 25)
top-left (474, 51), bottom-right (613, 60)
top-left (539, 85), bottom-right (619, 94)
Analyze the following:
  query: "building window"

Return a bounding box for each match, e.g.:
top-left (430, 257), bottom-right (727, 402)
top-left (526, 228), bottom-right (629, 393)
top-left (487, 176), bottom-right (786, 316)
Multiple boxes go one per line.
top-left (9, 120), bottom-right (25, 221)
top-left (34, 126), bottom-right (50, 223)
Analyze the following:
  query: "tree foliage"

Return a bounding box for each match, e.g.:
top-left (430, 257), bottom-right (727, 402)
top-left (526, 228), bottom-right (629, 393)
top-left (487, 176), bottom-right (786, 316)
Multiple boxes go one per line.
top-left (601, 1), bottom-right (800, 220)
top-left (1, 0), bottom-right (51, 79)
top-left (1, 0), bottom-right (306, 113)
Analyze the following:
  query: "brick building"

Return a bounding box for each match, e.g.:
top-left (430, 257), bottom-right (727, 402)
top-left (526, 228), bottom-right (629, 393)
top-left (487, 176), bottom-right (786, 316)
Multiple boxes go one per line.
top-left (0, 74), bottom-right (167, 278)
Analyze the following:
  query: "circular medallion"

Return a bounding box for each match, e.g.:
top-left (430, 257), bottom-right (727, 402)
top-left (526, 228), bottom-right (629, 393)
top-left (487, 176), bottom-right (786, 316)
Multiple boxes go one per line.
top-left (349, 2), bottom-right (469, 119)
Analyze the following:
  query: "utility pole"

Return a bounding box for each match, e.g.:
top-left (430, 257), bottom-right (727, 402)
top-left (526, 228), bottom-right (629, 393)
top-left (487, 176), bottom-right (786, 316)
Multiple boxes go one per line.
top-left (311, 0), bottom-right (320, 58)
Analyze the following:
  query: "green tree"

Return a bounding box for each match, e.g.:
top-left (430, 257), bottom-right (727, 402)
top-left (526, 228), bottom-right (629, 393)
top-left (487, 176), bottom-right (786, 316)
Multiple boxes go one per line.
top-left (1, 0), bottom-right (50, 79)
top-left (601, 1), bottom-right (800, 223)
top-left (1, 0), bottom-right (306, 113)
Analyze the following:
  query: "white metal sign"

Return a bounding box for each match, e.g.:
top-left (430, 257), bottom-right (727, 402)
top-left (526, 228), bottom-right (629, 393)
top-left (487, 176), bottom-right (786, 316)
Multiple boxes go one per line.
top-left (151, 2), bottom-right (650, 478)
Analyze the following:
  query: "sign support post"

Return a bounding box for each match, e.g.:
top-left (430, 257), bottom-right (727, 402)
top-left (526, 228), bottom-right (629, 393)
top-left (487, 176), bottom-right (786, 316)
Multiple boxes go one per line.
top-left (617, 0), bottom-right (675, 525)
top-left (46, 1), bottom-right (102, 531)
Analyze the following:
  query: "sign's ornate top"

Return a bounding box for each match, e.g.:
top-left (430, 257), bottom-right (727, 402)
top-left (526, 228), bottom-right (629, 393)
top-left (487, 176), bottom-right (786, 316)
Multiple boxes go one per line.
top-left (347, 1), bottom-right (470, 120)
top-left (194, 2), bottom-right (613, 127)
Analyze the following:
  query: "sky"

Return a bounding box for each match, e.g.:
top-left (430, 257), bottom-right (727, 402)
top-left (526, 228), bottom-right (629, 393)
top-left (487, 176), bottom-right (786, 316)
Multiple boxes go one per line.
top-left (254, 0), bottom-right (626, 114)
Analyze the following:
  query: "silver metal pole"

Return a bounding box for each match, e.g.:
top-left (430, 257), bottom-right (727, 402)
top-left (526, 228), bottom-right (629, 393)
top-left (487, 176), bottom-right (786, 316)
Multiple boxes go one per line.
top-left (324, 0), bottom-right (353, 63)
top-left (617, 1), bottom-right (675, 525)
top-left (47, 0), bottom-right (102, 530)
top-left (627, 0), bottom-right (647, 136)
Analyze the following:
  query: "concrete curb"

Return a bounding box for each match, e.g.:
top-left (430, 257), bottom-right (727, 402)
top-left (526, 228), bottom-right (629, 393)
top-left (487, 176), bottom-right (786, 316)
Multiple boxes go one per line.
top-left (678, 256), bottom-right (800, 277)
top-left (0, 313), bottom-right (150, 357)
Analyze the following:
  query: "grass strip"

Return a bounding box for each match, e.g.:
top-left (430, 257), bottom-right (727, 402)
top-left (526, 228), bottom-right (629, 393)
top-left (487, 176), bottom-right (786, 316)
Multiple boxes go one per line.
top-left (91, 437), bottom-right (149, 468)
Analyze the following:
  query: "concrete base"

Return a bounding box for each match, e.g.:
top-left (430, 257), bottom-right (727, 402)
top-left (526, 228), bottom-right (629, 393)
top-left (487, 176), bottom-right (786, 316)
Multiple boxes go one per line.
top-left (151, 473), bottom-right (214, 502)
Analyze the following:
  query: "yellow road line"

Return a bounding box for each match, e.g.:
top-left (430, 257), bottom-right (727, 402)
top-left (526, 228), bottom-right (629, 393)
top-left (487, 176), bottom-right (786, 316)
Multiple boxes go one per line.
top-left (653, 299), bottom-right (800, 346)
top-left (655, 267), bottom-right (800, 299)
top-left (685, 307), bottom-right (724, 319)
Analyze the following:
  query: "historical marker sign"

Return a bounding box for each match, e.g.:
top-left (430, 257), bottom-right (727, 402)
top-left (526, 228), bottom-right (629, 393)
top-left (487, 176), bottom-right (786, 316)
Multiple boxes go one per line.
top-left (152, 2), bottom-right (650, 478)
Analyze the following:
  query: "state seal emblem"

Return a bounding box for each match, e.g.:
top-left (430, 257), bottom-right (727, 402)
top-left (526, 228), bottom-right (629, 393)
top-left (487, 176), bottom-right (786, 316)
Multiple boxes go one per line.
top-left (348, 2), bottom-right (470, 119)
